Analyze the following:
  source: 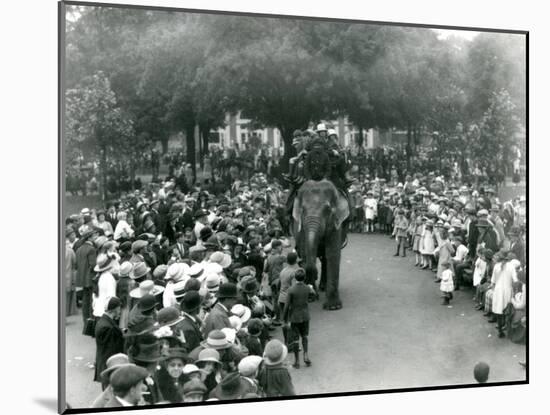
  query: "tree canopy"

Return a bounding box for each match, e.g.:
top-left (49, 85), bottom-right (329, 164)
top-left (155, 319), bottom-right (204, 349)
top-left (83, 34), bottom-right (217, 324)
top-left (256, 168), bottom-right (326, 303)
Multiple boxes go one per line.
top-left (64, 5), bottom-right (526, 175)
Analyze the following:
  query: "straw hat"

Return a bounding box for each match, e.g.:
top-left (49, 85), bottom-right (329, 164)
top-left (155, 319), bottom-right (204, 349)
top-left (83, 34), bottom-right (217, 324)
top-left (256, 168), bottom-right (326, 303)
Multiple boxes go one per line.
top-left (263, 339), bottom-right (288, 366)
top-left (94, 253), bottom-right (116, 273)
top-left (200, 330), bottom-right (232, 350)
top-left (130, 280), bottom-right (164, 299)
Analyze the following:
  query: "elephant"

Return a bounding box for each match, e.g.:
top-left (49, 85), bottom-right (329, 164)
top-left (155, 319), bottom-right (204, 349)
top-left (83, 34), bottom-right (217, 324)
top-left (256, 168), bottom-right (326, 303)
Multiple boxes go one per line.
top-left (292, 179), bottom-right (349, 310)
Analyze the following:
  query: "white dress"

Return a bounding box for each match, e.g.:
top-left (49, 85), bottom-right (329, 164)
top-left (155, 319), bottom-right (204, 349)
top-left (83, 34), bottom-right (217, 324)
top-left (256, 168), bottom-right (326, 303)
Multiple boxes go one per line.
top-left (472, 257), bottom-right (487, 287)
top-left (491, 262), bottom-right (517, 314)
top-left (363, 198), bottom-right (377, 220)
top-left (420, 229), bottom-right (435, 255)
top-left (93, 271), bottom-right (117, 317)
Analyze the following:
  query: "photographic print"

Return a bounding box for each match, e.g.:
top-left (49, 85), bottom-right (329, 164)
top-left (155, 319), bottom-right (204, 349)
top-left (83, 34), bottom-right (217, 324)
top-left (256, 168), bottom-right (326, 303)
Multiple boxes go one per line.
top-left (59, 1), bottom-right (527, 412)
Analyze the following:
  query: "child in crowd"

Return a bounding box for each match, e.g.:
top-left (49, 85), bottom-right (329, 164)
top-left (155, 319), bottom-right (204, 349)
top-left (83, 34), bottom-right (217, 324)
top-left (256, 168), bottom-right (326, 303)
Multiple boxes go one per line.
top-left (420, 220), bottom-right (435, 269)
top-left (440, 262), bottom-right (454, 305)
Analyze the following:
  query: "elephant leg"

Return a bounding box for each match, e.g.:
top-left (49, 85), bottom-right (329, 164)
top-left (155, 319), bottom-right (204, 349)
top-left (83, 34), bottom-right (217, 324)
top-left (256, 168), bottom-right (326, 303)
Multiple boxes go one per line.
top-left (322, 232), bottom-right (343, 310)
top-left (319, 255), bottom-right (327, 292)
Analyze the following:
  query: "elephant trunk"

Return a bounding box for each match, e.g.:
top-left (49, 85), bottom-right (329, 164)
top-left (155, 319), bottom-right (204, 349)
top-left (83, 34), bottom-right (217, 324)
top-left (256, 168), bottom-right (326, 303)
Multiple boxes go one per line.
top-left (304, 216), bottom-right (322, 285)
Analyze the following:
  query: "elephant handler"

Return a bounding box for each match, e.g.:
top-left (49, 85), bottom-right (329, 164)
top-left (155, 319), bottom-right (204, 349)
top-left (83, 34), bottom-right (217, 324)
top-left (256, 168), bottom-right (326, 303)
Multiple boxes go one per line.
top-left (283, 268), bottom-right (312, 369)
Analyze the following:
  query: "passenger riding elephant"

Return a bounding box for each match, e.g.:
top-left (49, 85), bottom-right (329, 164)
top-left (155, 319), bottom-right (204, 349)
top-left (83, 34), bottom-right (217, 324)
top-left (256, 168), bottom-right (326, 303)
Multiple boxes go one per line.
top-left (292, 179), bottom-right (349, 310)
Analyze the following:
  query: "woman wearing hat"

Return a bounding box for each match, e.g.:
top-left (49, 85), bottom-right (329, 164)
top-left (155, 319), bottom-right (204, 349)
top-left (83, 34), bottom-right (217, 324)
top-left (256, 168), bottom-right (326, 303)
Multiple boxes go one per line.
top-left (195, 348), bottom-right (223, 394)
top-left (92, 254), bottom-right (119, 319)
top-left (157, 348), bottom-right (190, 403)
top-left (490, 252), bottom-right (519, 337)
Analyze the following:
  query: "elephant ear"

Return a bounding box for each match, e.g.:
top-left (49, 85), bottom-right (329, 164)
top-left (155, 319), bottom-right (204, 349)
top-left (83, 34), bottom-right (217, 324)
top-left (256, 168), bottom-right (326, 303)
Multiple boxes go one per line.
top-left (333, 193), bottom-right (349, 230)
top-left (292, 196), bottom-right (302, 233)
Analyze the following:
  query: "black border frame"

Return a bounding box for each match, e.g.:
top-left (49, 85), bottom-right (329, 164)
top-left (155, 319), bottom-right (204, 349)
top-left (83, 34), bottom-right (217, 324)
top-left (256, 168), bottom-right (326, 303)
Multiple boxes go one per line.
top-left (58, 1), bottom-right (529, 414)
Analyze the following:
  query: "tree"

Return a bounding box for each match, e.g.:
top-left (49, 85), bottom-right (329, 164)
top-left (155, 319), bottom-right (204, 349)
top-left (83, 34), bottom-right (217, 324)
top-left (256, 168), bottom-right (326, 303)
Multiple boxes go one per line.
top-left (477, 89), bottom-right (519, 174)
top-left (66, 71), bottom-right (134, 200)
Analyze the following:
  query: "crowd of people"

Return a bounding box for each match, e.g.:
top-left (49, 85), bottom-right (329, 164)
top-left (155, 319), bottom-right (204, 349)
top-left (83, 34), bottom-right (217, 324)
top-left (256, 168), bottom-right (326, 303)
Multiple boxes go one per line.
top-left (65, 127), bottom-right (526, 407)
top-left (66, 172), bottom-right (312, 407)
top-left (347, 174), bottom-right (526, 342)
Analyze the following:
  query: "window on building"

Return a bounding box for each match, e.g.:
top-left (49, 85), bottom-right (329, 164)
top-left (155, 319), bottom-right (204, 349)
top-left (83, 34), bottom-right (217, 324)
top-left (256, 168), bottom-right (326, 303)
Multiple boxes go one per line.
top-left (208, 132), bottom-right (220, 143)
top-left (241, 133), bottom-right (247, 141)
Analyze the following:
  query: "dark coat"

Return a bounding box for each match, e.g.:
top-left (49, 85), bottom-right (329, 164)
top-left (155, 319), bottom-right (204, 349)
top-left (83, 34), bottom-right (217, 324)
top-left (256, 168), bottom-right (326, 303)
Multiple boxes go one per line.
top-left (284, 282), bottom-right (310, 323)
top-left (258, 364), bottom-right (295, 397)
top-left (156, 366), bottom-right (185, 403)
top-left (246, 252), bottom-right (265, 283)
top-left (173, 314), bottom-right (203, 353)
top-left (75, 241), bottom-right (97, 288)
top-left (510, 239), bottom-right (525, 265)
top-left (477, 227), bottom-right (499, 254)
top-left (164, 222), bottom-right (179, 245)
top-left (94, 314), bottom-right (124, 382)
top-left (202, 303), bottom-right (231, 336)
top-left (178, 209), bottom-right (195, 231)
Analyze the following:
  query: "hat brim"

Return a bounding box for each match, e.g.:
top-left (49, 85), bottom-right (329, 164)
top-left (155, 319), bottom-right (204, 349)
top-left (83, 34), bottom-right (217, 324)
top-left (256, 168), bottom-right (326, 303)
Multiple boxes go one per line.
top-left (130, 268), bottom-right (151, 280)
top-left (263, 344), bottom-right (288, 366)
top-left (94, 262), bottom-right (114, 273)
top-left (100, 363), bottom-right (134, 380)
top-left (199, 341), bottom-right (232, 350)
top-left (130, 285), bottom-right (165, 299)
top-left (159, 315), bottom-right (184, 328)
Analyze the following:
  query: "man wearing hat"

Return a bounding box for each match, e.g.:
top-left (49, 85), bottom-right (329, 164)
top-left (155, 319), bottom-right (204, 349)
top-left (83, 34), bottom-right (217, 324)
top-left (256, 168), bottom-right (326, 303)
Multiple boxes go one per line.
top-left (476, 218), bottom-right (499, 253)
top-left (127, 293), bottom-right (157, 335)
top-left (202, 283), bottom-right (239, 336)
top-left (130, 240), bottom-right (148, 265)
top-left (208, 371), bottom-right (250, 400)
top-left (283, 268), bottom-right (311, 368)
top-left (508, 227), bottom-right (525, 265)
top-left (75, 227), bottom-right (99, 328)
top-left (193, 209), bottom-right (210, 241)
top-left (182, 378), bottom-right (208, 402)
top-left (173, 291), bottom-right (204, 353)
top-left (129, 334), bottom-right (165, 404)
top-left (105, 365), bottom-right (149, 407)
top-left (94, 297), bottom-right (124, 388)
top-left (91, 354), bottom-right (135, 408)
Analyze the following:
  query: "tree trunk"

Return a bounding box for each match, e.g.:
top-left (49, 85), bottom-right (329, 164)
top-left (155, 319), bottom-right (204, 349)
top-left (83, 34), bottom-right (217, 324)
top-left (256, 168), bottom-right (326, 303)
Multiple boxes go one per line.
top-left (100, 145), bottom-right (107, 202)
top-left (406, 123), bottom-right (412, 170)
top-left (130, 156), bottom-right (136, 192)
top-left (161, 136), bottom-right (168, 154)
top-left (201, 126), bottom-right (210, 157)
top-left (185, 124), bottom-right (196, 185)
top-left (357, 124), bottom-right (364, 147)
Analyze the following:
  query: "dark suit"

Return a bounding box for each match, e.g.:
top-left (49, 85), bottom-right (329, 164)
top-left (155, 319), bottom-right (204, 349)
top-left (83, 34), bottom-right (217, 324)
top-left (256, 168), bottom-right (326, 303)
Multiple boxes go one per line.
top-left (173, 313), bottom-right (203, 353)
top-left (94, 314), bottom-right (124, 383)
top-left (164, 222), bottom-right (178, 245)
top-left (284, 282), bottom-right (310, 323)
top-left (477, 227), bottom-right (499, 253)
top-left (178, 209), bottom-right (195, 231)
top-left (75, 241), bottom-right (97, 324)
top-left (107, 213), bottom-right (118, 231)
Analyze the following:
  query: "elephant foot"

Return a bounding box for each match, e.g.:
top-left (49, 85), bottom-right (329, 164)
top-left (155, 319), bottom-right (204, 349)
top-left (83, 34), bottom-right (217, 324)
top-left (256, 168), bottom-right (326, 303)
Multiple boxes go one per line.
top-left (323, 300), bottom-right (343, 310)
